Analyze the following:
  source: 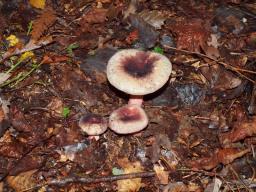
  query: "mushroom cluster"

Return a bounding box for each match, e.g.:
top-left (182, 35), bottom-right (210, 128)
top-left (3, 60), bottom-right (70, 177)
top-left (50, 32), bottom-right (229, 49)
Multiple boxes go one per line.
top-left (107, 49), bottom-right (172, 134)
top-left (78, 49), bottom-right (172, 135)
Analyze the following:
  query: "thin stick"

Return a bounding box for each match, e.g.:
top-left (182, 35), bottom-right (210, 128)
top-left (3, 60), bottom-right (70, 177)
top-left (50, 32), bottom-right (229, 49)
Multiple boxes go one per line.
top-left (22, 171), bottom-right (156, 191)
top-left (164, 45), bottom-right (256, 83)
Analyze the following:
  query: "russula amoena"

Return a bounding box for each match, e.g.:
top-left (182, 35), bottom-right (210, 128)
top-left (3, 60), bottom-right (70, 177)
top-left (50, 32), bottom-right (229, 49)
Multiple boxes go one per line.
top-left (107, 49), bottom-right (172, 134)
top-left (78, 113), bottom-right (108, 136)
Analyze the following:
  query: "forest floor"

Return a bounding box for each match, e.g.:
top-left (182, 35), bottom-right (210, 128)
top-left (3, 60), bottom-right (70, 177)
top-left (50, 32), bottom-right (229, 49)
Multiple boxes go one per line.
top-left (0, 0), bottom-right (256, 191)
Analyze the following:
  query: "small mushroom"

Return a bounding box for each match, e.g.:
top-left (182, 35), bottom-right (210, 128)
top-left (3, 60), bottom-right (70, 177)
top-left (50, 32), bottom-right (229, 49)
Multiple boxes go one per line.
top-left (107, 49), bottom-right (172, 106)
top-left (109, 104), bottom-right (148, 134)
top-left (107, 49), bottom-right (172, 134)
top-left (78, 113), bottom-right (108, 136)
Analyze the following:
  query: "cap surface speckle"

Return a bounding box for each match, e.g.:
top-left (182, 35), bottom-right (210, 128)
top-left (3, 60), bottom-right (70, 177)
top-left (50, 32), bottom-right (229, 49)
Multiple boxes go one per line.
top-left (107, 49), bottom-right (172, 95)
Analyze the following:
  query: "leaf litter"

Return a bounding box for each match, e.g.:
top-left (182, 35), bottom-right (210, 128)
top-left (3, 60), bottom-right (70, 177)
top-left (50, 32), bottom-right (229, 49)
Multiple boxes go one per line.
top-left (0, 0), bottom-right (256, 191)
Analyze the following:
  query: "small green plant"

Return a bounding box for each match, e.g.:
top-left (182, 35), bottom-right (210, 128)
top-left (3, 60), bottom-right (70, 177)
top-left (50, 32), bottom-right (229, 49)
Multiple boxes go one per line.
top-left (66, 43), bottom-right (79, 56)
top-left (27, 21), bottom-right (33, 35)
top-left (153, 46), bottom-right (164, 54)
top-left (62, 107), bottom-right (71, 118)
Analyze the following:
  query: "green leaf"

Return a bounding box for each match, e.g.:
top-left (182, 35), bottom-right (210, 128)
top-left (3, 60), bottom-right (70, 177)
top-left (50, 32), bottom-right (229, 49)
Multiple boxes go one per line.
top-left (112, 167), bottom-right (124, 175)
top-left (153, 46), bottom-right (164, 54)
top-left (66, 43), bottom-right (79, 56)
top-left (62, 107), bottom-right (70, 118)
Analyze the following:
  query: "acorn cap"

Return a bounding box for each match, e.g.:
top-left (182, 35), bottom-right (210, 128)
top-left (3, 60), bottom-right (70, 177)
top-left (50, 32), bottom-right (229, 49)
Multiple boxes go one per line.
top-left (109, 104), bottom-right (148, 134)
top-left (78, 114), bottom-right (108, 136)
top-left (107, 49), bottom-right (172, 95)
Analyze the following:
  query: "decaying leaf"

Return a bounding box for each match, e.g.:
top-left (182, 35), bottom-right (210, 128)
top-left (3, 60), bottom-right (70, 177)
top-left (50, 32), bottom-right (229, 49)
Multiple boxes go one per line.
top-left (31, 7), bottom-right (56, 40)
top-left (219, 117), bottom-right (256, 145)
top-left (123, 0), bottom-right (138, 19)
top-left (0, 73), bottom-right (11, 84)
top-left (170, 19), bottom-right (210, 52)
top-left (200, 64), bottom-right (241, 91)
top-left (162, 182), bottom-right (188, 192)
top-left (80, 8), bottom-right (108, 24)
top-left (153, 164), bottom-right (169, 185)
top-left (187, 148), bottom-right (250, 170)
top-left (117, 158), bottom-right (144, 192)
top-left (7, 169), bottom-right (37, 191)
top-left (129, 14), bottom-right (159, 48)
top-left (204, 178), bottom-right (222, 192)
top-left (138, 10), bottom-right (167, 29)
top-left (29, 0), bottom-right (46, 9)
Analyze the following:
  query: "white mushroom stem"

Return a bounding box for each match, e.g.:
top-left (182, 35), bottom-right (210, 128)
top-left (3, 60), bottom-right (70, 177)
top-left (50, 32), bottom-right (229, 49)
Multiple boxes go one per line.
top-left (128, 95), bottom-right (144, 106)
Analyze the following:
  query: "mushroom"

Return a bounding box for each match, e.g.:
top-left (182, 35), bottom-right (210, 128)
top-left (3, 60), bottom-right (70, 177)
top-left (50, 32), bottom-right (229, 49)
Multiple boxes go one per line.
top-left (107, 49), bottom-right (172, 134)
top-left (109, 104), bottom-right (148, 134)
top-left (78, 113), bottom-right (108, 136)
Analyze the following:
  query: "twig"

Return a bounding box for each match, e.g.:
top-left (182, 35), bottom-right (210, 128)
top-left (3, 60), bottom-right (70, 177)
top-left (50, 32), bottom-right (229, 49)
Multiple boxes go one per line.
top-left (22, 171), bottom-right (156, 191)
top-left (164, 45), bottom-right (256, 84)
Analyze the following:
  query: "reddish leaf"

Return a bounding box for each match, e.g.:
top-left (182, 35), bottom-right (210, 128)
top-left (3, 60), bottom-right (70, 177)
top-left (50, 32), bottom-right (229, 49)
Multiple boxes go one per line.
top-left (219, 117), bottom-right (256, 145)
top-left (170, 19), bottom-right (210, 52)
top-left (187, 148), bottom-right (250, 170)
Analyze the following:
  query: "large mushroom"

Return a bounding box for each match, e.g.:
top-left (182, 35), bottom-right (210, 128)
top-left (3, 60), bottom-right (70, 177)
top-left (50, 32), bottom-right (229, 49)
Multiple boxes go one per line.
top-left (107, 49), bottom-right (172, 134)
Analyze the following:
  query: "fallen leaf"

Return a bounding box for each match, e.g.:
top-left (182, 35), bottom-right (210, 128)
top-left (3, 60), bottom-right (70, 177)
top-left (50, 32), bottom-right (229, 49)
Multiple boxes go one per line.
top-left (204, 178), bottom-right (222, 192)
top-left (138, 10), bottom-right (167, 29)
top-left (80, 8), bottom-right (107, 24)
top-left (29, 0), bottom-right (46, 9)
top-left (31, 8), bottom-right (56, 40)
top-left (170, 19), bottom-right (210, 52)
top-left (187, 148), bottom-right (250, 170)
top-left (123, 0), bottom-right (137, 19)
top-left (207, 34), bottom-right (220, 48)
top-left (47, 97), bottom-right (64, 117)
top-left (117, 158), bottom-right (144, 192)
top-left (0, 73), bottom-right (11, 84)
top-left (7, 170), bottom-right (37, 191)
top-left (153, 164), bottom-right (169, 185)
top-left (129, 14), bottom-right (159, 48)
top-left (163, 182), bottom-right (188, 192)
top-left (219, 117), bottom-right (256, 145)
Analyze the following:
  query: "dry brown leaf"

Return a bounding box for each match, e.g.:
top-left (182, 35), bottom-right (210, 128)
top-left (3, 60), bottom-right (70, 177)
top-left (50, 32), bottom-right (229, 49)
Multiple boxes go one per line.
top-left (117, 158), bottom-right (144, 192)
top-left (7, 169), bottom-right (37, 191)
top-left (219, 117), bottom-right (256, 145)
top-left (187, 148), bottom-right (250, 170)
top-left (47, 97), bottom-right (64, 117)
top-left (170, 19), bottom-right (210, 52)
top-left (138, 10), bottom-right (167, 29)
top-left (123, 0), bottom-right (138, 19)
top-left (31, 8), bottom-right (56, 40)
top-left (80, 8), bottom-right (107, 24)
top-left (163, 182), bottom-right (188, 192)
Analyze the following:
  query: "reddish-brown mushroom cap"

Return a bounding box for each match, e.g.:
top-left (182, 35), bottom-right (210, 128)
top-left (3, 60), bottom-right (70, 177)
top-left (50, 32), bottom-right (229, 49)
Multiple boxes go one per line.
top-left (109, 104), bottom-right (148, 134)
top-left (78, 114), bottom-right (108, 136)
top-left (107, 49), bottom-right (172, 95)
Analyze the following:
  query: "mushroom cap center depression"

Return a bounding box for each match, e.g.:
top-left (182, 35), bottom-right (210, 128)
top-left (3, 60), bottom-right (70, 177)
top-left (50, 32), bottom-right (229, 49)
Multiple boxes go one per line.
top-left (118, 105), bottom-right (142, 122)
top-left (122, 52), bottom-right (159, 78)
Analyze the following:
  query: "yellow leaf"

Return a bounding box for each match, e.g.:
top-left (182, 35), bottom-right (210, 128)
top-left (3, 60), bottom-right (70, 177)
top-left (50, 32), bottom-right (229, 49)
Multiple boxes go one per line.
top-left (29, 0), bottom-right (46, 9)
top-left (153, 164), bottom-right (169, 185)
top-left (117, 158), bottom-right (144, 192)
top-left (18, 51), bottom-right (35, 62)
top-left (6, 35), bottom-right (19, 47)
